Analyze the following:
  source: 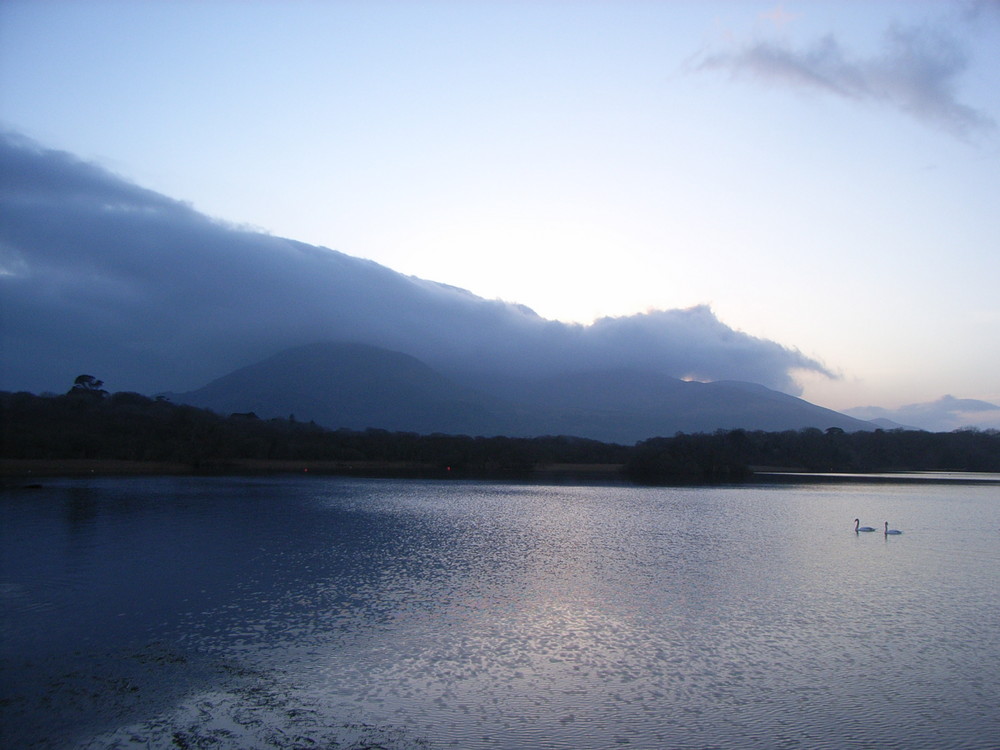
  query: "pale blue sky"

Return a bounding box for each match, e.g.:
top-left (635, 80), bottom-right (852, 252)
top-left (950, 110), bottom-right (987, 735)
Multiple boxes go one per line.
top-left (2, 0), bottom-right (998, 413)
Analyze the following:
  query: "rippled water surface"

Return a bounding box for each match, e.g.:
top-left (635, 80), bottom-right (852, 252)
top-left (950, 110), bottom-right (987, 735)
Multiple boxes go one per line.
top-left (2, 476), bottom-right (999, 749)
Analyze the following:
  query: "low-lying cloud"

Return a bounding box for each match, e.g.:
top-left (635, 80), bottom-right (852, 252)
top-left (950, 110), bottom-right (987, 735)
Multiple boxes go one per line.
top-left (0, 133), bottom-right (830, 397)
top-left (694, 22), bottom-right (996, 141)
top-left (846, 395), bottom-right (1000, 433)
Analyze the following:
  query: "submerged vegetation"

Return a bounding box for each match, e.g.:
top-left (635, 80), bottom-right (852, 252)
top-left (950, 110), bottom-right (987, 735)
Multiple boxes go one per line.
top-left (2, 387), bottom-right (999, 482)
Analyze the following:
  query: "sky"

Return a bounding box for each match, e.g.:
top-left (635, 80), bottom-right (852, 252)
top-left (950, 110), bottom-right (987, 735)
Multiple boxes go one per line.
top-left (1, 0), bottom-right (999, 423)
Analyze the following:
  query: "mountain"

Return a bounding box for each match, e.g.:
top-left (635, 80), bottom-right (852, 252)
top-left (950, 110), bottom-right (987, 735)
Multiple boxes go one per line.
top-left (168, 341), bottom-right (876, 443)
top-left (459, 370), bottom-right (874, 441)
top-left (164, 342), bottom-right (516, 436)
top-left (866, 417), bottom-right (916, 430)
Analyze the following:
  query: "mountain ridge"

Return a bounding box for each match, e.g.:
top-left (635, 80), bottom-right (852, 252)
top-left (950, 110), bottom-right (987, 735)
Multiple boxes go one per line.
top-left (167, 341), bottom-right (876, 443)
top-left (165, 342), bottom-right (515, 437)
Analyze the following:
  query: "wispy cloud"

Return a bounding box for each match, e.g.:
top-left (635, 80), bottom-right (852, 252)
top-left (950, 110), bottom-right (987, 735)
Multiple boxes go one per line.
top-left (963, 0), bottom-right (1000, 25)
top-left (0, 133), bottom-right (829, 396)
top-left (694, 23), bottom-right (996, 141)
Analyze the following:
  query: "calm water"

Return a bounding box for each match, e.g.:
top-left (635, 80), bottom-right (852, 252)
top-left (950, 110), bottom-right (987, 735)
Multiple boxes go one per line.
top-left (2, 475), bottom-right (999, 749)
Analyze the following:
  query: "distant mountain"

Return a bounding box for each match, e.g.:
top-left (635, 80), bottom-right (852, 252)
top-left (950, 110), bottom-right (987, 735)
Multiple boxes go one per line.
top-left (168, 342), bottom-right (876, 443)
top-left (866, 417), bottom-right (916, 430)
top-left (845, 395), bottom-right (1000, 432)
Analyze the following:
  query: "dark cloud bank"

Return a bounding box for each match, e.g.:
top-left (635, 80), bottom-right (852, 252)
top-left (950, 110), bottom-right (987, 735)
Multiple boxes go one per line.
top-left (0, 133), bottom-right (828, 398)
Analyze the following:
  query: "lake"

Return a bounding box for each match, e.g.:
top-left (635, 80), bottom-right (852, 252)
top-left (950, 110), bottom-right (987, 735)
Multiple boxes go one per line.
top-left (2, 475), bottom-right (999, 749)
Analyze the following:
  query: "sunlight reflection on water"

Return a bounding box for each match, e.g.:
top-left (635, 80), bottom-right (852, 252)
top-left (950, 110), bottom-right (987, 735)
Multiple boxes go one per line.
top-left (2, 476), bottom-right (999, 749)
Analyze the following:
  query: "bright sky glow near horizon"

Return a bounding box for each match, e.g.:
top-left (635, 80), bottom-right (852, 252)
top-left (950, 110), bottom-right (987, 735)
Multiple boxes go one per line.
top-left (2, 0), bottom-right (999, 414)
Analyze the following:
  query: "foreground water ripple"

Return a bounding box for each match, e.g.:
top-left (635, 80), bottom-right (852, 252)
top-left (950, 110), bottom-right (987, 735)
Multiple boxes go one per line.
top-left (2, 476), bottom-right (998, 749)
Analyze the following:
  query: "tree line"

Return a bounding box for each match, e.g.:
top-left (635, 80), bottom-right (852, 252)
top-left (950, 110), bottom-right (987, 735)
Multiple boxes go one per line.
top-left (2, 386), bottom-right (998, 482)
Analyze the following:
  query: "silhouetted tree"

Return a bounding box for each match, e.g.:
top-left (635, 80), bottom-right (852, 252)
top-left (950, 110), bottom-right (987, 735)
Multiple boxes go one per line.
top-left (69, 374), bottom-right (108, 398)
top-left (2, 387), bottom-right (998, 477)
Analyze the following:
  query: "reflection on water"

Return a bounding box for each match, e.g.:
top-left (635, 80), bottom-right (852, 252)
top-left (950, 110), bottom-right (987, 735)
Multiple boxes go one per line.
top-left (2, 476), bottom-right (999, 749)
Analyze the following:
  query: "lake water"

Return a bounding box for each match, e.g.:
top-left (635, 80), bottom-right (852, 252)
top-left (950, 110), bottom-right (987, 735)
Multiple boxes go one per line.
top-left (2, 475), bottom-right (999, 749)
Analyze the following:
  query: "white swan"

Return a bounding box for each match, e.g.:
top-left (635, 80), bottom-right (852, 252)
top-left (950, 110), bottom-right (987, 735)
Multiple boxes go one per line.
top-left (884, 521), bottom-right (902, 535)
top-left (854, 518), bottom-right (876, 532)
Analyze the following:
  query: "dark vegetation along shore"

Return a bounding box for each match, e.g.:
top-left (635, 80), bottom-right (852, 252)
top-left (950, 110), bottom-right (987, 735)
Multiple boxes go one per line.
top-left (2, 386), bottom-right (999, 484)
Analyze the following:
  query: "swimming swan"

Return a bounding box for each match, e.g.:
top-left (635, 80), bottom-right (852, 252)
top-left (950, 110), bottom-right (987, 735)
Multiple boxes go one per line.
top-left (884, 521), bottom-right (902, 535)
top-left (854, 518), bottom-right (876, 532)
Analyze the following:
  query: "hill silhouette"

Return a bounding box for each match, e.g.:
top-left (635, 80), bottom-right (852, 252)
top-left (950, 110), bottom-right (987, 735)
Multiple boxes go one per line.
top-left (166, 342), bottom-right (513, 436)
top-left (165, 341), bottom-right (876, 443)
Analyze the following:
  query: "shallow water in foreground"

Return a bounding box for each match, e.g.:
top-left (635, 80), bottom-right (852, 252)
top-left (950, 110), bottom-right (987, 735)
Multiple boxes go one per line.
top-left (2, 475), bottom-right (999, 749)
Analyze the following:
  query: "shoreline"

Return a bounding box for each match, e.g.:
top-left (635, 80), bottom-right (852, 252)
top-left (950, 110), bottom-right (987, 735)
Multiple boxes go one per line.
top-left (0, 458), bottom-right (628, 483)
top-left (2, 459), bottom-right (998, 486)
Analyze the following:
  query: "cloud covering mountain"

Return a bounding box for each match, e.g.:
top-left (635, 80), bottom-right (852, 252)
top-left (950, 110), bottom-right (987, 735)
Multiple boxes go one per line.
top-left (0, 133), bottom-right (831, 396)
